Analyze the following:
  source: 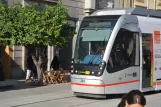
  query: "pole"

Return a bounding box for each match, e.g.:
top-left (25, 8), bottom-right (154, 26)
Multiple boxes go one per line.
top-left (147, 0), bottom-right (149, 9)
top-left (22, 0), bottom-right (25, 7)
top-left (154, 0), bottom-right (156, 10)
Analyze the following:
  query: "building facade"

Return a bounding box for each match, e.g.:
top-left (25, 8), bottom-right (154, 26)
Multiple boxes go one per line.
top-left (2, 0), bottom-right (86, 79)
top-left (119, 0), bottom-right (161, 10)
top-left (2, 0), bottom-right (116, 79)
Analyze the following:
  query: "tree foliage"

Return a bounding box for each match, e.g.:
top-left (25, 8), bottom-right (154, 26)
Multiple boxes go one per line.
top-left (0, 0), bottom-right (74, 47)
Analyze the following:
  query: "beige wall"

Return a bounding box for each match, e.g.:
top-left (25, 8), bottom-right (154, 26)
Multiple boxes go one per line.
top-left (120, 0), bottom-right (132, 8)
top-left (120, 0), bottom-right (161, 10)
top-left (11, 46), bottom-right (24, 79)
top-left (134, 0), bottom-right (147, 7)
top-left (156, 0), bottom-right (161, 10)
top-left (5, 0), bottom-right (86, 77)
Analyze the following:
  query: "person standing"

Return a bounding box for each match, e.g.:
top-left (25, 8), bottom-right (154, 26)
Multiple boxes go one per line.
top-left (40, 55), bottom-right (48, 71)
top-left (117, 90), bottom-right (146, 107)
top-left (50, 56), bottom-right (60, 70)
top-left (125, 90), bottom-right (146, 107)
top-left (26, 55), bottom-right (33, 81)
top-left (0, 60), bottom-right (4, 81)
top-left (117, 95), bottom-right (127, 107)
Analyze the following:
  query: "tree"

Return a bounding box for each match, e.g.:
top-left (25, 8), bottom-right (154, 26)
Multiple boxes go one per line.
top-left (0, 0), bottom-right (75, 82)
top-left (0, 0), bottom-right (74, 47)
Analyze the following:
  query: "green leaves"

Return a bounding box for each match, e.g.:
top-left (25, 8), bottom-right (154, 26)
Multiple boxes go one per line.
top-left (0, 0), bottom-right (75, 47)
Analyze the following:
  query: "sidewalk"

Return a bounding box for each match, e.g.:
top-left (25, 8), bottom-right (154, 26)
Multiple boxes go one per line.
top-left (0, 79), bottom-right (18, 90)
top-left (0, 74), bottom-right (71, 90)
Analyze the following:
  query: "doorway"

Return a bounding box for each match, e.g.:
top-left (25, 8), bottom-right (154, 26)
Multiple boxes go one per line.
top-left (142, 34), bottom-right (152, 88)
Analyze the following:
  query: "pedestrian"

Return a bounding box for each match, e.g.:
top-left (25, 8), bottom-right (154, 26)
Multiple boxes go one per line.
top-left (40, 55), bottom-right (48, 71)
top-left (50, 56), bottom-right (60, 70)
top-left (32, 55), bottom-right (38, 81)
top-left (118, 90), bottom-right (146, 107)
top-left (32, 61), bottom-right (37, 80)
top-left (117, 94), bottom-right (127, 107)
top-left (26, 55), bottom-right (33, 81)
top-left (0, 60), bottom-right (4, 81)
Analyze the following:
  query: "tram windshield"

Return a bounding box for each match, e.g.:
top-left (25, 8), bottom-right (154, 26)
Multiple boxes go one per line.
top-left (74, 17), bottom-right (117, 65)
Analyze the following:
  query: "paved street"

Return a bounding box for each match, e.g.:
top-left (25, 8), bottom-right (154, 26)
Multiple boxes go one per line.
top-left (0, 83), bottom-right (161, 107)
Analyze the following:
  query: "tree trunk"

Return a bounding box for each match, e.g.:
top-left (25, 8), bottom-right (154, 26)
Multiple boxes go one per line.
top-left (33, 56), bottom-right (43, 85)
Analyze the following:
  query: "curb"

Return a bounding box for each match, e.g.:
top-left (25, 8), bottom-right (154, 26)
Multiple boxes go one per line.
top-left (0, 79), bottom-right (18, 90)
top-left (0, 85), bottom-right (14, 90)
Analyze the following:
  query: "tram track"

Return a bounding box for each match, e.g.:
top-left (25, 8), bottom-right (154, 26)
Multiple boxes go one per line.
top-left (10, 93), bottom-right (122, 107)
top-left (11, 95), bottom-right (75, 107)
top-left (0, 83), bottom-right (120, 107)
top-left (68, 100), bottom-right (105, 107)
top-left (5, 91), bottom-right (161, 107)
top-left (11, 94), bottom-right (106, 107)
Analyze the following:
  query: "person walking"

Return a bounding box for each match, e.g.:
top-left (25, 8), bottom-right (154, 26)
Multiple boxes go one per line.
top-left (117, 95), bottom-right (127, 107)
top-left (50, 56), bottom-right (60, 70)
top-left (26, 55), bottom-right (33, 81)
top-left (40, 55), bottom-right (48, 71)
top-left (0, 60), bottom-right (4, 81)
top-left (117, 90), bottom-right (146, 107)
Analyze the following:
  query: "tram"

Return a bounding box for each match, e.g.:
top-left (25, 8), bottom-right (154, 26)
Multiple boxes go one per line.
top-left (70, 7), bottom-right (161, 98)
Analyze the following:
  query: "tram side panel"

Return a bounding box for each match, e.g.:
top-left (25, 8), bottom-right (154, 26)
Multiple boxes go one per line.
top-left (103, 25), bottom-right (140, 94)
top-left (153, 30), bottom-right (161, 90)
top-left (104, 67), bottom-right (140, 94)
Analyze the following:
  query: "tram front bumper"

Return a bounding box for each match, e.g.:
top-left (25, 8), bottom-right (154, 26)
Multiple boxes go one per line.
top-left (71, 78), bottom-right (105, 94)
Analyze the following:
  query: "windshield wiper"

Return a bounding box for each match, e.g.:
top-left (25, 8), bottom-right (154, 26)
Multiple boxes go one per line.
top-left (87, 49), bottom-right (102, 66)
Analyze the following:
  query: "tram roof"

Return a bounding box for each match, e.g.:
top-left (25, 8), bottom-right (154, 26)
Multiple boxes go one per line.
top-left (91, 7), bottom-right (161, 18)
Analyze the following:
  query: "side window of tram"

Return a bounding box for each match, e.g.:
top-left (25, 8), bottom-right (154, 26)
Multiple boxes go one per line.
top-left (107, 29), bottom-right (136, 73)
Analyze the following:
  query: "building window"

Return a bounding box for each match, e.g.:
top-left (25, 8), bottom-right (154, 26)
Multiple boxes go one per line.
top-left (96, 0), bottom-right (110, 9)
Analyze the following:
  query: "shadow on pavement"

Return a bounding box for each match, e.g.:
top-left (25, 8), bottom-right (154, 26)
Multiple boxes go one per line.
top-left (0, 80), bottom-right (44, 92)
top-left (74, 90), bottom-right (161, 101)
top-left (0, 74), bottom-right (71, 92)
top-left (74, 94), bottom-right (124, 100)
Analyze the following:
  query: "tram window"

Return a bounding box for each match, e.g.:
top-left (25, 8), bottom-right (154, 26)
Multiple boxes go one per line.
top-left (107, 28), bottom-right (136, 73)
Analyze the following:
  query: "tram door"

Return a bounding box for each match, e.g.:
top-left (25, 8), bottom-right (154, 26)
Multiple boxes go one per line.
top-left (142, 34), bottom-right (152, 88)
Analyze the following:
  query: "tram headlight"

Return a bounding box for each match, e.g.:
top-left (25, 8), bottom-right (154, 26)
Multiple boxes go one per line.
top-left (71, 69), bottom-right (74, 74)
top-left (92, 71), bottom-right (94, 75)
top-left (97, 71), bottom-right (102, 76)
top-left (99, 61), bottom-right (106, 70)
top-left (75, 70), bottom-right (78, 74)
top-left (97, 61), bottom-right (106, 76)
